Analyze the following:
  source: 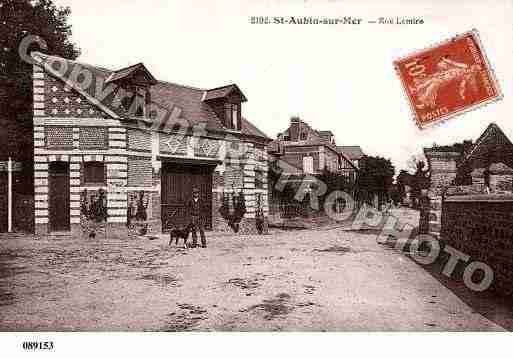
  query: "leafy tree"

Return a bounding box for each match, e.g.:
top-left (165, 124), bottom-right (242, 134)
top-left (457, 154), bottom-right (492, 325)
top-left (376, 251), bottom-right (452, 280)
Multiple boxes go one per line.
top-left (389, 184), bottom-right (402, 206)
top-left (409, 160), bottom-right (430, 208)
top-left (395, 169), bottom-right (410, 203)
top-left (356, 155), bottom-right (395, 209)
top-left (0, 0), bottom-right (80, 192)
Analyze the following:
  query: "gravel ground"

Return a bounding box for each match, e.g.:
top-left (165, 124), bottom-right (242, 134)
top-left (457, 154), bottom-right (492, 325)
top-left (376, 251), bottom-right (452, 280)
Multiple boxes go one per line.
top-left (0, 219), bottom-right (511, 331)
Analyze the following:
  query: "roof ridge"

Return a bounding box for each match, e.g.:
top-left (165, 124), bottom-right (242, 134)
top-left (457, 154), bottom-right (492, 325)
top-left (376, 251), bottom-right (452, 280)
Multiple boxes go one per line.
top-left (32, 52), bottom-right (235, 94)
top-left (111, 62), bottom-right (144, 74)
top-left (206, 83), bottom-right (237, 91)
top-left (156, 79), bottom-right (206, 92)
top-left (460, 122), bottom-right (512, 166)
top-left (32, 51), bottom-right (113, 73)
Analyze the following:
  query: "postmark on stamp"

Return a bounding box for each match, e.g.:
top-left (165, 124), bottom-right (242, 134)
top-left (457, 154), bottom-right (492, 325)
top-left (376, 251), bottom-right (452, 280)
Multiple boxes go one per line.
top-left (394, 29), bottom-right (502, 129)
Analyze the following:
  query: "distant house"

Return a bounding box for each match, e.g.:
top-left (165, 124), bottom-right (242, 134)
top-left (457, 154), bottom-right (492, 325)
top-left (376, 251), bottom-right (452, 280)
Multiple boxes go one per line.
top-left (267, 117), bottom-right (359, 217)
top-left (457, 123), bottom-right (513, 192)
top-left (424, 123), bottom-right (513, 195)
top-left (267, 117), bottom-right (358, 182)
top-left (336, 145), bottom-right (365, 169)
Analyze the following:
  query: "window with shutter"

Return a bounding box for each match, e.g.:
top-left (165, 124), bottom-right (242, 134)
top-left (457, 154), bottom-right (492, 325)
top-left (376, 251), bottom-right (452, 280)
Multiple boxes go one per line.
top-left (232, 104), bottom-right (238, 129)
top-left (303, 156), bottom-right (314, 174)
top-left (224, 103), bottom-right (240, 130)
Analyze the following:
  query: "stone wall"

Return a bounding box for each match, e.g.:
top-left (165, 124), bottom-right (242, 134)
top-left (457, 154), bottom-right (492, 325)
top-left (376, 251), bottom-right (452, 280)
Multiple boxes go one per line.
top-left (429, 158), bottom-right (457, 194)
top-left (441, 195), bottom-right (513, 297)
top-left (424, 150), bottom-right (460, 195)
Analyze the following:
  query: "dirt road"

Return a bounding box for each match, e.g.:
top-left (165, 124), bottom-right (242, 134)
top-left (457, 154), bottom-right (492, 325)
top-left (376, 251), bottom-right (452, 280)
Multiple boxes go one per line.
top-left (0, 226), bottom-right (511, 331)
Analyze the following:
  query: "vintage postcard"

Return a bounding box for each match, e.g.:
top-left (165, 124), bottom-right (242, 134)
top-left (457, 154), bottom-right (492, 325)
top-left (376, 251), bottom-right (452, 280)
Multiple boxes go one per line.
top-left (1, 0), bottom-right (513, 358)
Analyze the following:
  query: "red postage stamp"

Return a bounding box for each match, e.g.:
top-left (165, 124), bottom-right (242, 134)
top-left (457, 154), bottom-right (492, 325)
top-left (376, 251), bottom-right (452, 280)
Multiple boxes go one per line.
top-left (394, 29), bottom-right (502, 129)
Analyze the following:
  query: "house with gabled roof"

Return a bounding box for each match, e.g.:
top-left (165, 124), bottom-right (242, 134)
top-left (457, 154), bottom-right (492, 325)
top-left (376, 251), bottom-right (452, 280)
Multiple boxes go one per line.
top-left (266, 117), bottom-right (359, 217)
top-left (30, 51), bottom-right (271, 236)
top-left (424, 123), bottom-right (513, 195)
top-left (267, 116), bottom-right (357, 181)
top-left (336, 146), bottom-right (364, 169)
top-left (456, 123), bottom-right (513, 192)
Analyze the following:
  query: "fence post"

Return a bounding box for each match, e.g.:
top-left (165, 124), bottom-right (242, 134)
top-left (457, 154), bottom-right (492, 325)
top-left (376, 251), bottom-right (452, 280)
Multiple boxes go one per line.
top-left (418, 190), bottom-right (430, 235)
top-left (7, 157), bottom-right (12, 233)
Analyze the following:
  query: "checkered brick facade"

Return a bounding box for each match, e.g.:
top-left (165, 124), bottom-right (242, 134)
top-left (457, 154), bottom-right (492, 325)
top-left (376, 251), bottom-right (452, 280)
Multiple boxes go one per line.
top-left (79, 127), bottom-right (108, 149)
top-left (127, 129), bottom-right (151, 152)
top-left (224, 164), bottom-right (244, 189)
top-left (159, 133), bottom-right (188, 155)
top-left (127, 156), bottom-right (153, 187)
top-left (43, 73), bottom-right (110, 118)
top-left (195, 138), bottom-right (221, 158)
top-left (45, 127), bottom-right (73, 149)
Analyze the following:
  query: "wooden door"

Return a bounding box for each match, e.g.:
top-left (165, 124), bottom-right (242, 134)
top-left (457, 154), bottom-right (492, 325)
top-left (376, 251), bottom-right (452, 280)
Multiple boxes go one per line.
top-left (49, 162), bottom-right (70, 232)
top-left (161, 163), bottom-right (213, 231)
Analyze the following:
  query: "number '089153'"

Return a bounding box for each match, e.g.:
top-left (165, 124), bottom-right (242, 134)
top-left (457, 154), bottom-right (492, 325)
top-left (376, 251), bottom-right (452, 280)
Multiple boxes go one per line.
top-left (22, 341), bottom-right (54, 350)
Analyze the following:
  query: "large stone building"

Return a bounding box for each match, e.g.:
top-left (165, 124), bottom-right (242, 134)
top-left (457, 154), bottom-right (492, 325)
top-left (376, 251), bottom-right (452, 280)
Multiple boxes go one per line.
top-left (30, 51), bottom-right (271, 236)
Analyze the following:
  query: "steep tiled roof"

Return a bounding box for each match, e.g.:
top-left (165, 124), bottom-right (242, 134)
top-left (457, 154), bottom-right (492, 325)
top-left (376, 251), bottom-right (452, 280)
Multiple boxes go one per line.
top-left (31, 52), bottom-right (268, 140)
top-left (241, 117), bottom-right (269, 139)
top-left (460, 123), bottom-right (513, 169)
top-left (337, 146), bottom-right (365, 160)
top-left (149, 81), bottom-right (224, 131)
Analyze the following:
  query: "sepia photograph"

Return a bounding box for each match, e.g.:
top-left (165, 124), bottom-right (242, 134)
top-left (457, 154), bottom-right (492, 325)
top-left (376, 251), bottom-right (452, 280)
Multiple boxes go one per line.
top-left (1, 0), bottom-right (513, 357)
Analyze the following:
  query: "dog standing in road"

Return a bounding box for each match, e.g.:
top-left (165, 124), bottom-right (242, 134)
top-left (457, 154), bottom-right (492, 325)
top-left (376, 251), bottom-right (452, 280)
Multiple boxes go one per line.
top-left (168, 222), bottom-right (193, 248)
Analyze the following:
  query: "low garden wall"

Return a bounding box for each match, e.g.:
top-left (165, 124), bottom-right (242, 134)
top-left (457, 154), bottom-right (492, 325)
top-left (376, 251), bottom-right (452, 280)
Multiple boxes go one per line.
top-left (441, 194), bottom-right (513, 297)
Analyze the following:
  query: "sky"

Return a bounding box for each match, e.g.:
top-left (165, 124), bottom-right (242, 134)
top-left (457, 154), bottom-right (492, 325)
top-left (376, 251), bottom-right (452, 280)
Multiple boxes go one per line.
top-left (52, 0), bottom-right (513, 173)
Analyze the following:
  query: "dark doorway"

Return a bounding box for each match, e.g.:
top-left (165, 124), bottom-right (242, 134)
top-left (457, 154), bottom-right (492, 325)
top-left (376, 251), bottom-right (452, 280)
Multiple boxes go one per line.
top-left (161, 163), bottom-right (214, 231)
top-left (49, 162), bottom-right (70, 232)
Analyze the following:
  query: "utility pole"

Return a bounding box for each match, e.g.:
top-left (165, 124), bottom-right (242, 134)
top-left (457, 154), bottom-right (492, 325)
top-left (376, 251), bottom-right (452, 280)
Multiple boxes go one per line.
top-left (7, 157), bottom-right (12, 232)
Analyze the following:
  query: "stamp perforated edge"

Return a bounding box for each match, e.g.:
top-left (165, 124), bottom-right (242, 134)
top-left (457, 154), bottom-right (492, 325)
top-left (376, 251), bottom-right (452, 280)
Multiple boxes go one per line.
top-left (393, 28), bottom-right (503, 130)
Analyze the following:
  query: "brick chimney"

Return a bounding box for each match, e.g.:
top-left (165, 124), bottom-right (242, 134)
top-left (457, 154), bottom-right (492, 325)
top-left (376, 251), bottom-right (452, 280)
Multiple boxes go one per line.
top-left (289, 116), bottom-right (301, 141)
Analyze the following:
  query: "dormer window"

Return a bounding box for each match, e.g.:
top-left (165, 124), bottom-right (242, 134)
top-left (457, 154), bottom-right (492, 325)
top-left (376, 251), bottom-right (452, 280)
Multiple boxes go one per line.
top-left (300, 132), bottom-right (307, 141)
top-left (203, 84), bottom-right (247, 132)
top-left (232, 103), bottom-right (238, 129)
top-left (106, 62), bottom-right (157, 119)
top-left (225, 103), bottom-right (240, 130)
top-left (121, 86), bottom-right (148, 117)
top-left (135, 86), bottom-right (148, 117)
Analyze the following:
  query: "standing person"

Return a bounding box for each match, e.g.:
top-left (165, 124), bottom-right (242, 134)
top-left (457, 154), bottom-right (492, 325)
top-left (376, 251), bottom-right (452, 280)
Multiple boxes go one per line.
top-left (187, 187), bottom-right (207, 248)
